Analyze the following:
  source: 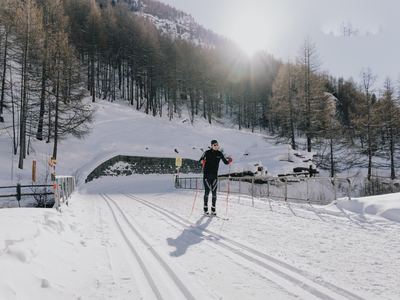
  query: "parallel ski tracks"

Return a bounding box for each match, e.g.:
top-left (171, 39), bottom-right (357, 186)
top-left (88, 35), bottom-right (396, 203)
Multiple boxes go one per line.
top-left (120, 191), bottom-right (365, 300)
top-left (100, 191), bottom-right (196, 300)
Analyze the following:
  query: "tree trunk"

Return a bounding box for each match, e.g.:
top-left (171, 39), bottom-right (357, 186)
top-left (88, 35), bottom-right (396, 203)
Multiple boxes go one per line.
top-left (330, 136), bottom-right (334, 177)
top-left (52, 72), bottom-right (60, 159)
top-left (367, 123), bottom-right (372, 181)
top-left (37, 55), bottom-right (47, 140)
top-left (91, 53), bottom-right (95, 102)
top-left (19, 25), bottom-right (30, 170)
top-left (0, 30), bottom-right (9, 122)
top-left (390, 124), bottom-right (395, 179)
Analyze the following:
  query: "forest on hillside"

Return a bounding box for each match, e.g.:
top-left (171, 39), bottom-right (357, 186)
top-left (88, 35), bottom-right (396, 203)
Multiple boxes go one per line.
top-left (1, 0), bottom-right (400, 195)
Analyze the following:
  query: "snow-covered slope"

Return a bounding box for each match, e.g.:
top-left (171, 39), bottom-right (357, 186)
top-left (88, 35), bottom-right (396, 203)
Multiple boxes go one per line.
top-left (0, 99), bottom-right (315, 187)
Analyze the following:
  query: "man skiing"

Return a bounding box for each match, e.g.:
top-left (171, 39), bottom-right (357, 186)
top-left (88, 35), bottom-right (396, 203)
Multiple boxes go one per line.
top-left (199, 139), bottom-right (232, 216)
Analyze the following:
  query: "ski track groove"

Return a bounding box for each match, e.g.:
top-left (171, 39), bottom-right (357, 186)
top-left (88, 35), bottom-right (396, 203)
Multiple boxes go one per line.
top-left (99, 191), bottom-right (196, 300)
top-left (120, 190), bottom-right (366, 300)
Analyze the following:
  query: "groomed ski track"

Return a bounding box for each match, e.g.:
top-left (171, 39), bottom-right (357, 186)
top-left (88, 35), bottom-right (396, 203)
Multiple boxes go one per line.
top-left (89, 177), bottom-right (368, 300)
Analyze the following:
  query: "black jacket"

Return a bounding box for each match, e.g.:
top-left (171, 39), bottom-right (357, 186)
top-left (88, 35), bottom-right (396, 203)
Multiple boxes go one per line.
top-left (199, 149), bottom-right (229, 175)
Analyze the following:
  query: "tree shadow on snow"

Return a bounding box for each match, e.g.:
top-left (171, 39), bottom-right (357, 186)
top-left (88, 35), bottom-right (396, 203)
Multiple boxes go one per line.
top-left (167, 216), bottom-right (212, 257)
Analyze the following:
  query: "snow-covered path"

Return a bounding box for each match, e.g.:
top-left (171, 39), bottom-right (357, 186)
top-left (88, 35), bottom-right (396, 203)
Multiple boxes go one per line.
top-left (72, 175), bottom-right (400, 299)
top-left (1, 174), bottom-right (399, 299)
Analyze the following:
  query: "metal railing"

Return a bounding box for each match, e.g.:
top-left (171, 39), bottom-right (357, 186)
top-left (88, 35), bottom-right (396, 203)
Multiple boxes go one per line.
top-left (0, 184), bottom-right (53, 207)
top-left (53, 176), bottom-right (75, 212)
top-left (175, 175), bottom-right (351, 205)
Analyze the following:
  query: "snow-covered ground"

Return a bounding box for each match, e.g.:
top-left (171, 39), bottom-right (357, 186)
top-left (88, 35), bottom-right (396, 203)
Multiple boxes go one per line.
top-left (0, 175), bottom-right (399, 299)
top-left (1, 99), bottom-right (400, 299)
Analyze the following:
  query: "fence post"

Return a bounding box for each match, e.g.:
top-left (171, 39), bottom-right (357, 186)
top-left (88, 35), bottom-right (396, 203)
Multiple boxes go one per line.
top-left (67, 178), bottom-right (71, 198)
top-left (69, 178), bottom-right (73, 197)
top-left (238, 178), bottom-right (241, 203)
top-left (62, 178), bottom-right (66, 202)
top-left (16, 183), bottom-right (21, 207)
top-left (54, 180), bottom-right (60, 212)
top-left (251, 178), bottom-right (254, 207)
top-left (347, 179), bottom-right (352, 200)
top-left (285, 177), bottom-right (288, 202)
top-left (307, 177), bottom-right (310, 202)
top-left (334, 177), bottom-right (337, 200)
top-left (53, 176), bottom-right (75, 212)
top-left (267, 178), bottom-right (270, 197)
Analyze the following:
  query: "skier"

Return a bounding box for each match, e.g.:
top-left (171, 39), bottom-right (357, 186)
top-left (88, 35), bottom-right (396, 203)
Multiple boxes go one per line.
top-left (199, 139), bottom-right (232, 216)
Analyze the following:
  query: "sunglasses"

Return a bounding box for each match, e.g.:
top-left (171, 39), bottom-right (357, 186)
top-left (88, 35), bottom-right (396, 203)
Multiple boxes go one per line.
top-left (212, 144), bottom-right (218, 146)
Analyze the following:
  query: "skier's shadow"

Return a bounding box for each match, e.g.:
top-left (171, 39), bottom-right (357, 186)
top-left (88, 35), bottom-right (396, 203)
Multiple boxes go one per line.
top-left (167, 216), bottom-right (212, 257)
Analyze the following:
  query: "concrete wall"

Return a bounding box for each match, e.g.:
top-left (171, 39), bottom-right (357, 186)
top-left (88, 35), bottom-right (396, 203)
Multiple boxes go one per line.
top-left (85, 155), bottom-right (201, 183)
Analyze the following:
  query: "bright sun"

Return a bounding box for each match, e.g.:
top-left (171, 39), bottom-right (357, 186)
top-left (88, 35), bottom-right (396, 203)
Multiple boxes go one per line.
top-left (229, 11), bottom-right (269, 56)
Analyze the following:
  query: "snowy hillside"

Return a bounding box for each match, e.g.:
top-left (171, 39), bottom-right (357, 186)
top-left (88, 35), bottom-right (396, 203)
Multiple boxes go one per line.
top-left (0, 99), bottom-right (315, 187)
top-left (132, 0), bottom-right (224, 49)
top-left (141, 12), bottom-right (203, 46)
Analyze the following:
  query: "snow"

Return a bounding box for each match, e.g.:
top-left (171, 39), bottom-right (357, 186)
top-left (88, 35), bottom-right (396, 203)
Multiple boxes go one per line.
top-left (1, 99), bottom-right (400, 299)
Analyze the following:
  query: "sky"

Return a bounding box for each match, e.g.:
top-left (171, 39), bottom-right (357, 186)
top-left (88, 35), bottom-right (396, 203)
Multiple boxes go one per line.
top-left (159, 0), bottom-right (400, 90)
top-left (1, 99), bottom-right (400, 299)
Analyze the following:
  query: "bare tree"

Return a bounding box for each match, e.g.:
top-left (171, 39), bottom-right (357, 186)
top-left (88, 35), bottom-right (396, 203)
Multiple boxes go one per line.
top-left (271, 61), bottom-right (298, 149)
top-left (339, 21), bottom-right (358, 37)
top-left (351, 67), bottom-right (378, 180)
top-left (35, 0), bottom-right (69, 141)
top-left (48, 30), bottom-right (93, 159)
top-left (295, 36), bottom-right (327, 152)
top-left (13, 0), bottom-right (44, 169)
top-left (375, 77), bottom-right (400, 179)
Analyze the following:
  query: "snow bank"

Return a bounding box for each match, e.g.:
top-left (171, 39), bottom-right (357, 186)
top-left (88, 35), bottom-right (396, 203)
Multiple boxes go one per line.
top-left (335, 193), bottom-right (400, 222)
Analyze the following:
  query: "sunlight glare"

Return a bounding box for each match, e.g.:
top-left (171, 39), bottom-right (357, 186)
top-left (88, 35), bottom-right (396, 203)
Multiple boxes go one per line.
top-left (229, 10), bottom-right (270, 56)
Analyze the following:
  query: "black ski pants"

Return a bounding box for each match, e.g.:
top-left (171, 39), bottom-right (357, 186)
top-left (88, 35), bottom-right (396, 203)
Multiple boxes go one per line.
top-left (203, 174), bottom-right (218, 213)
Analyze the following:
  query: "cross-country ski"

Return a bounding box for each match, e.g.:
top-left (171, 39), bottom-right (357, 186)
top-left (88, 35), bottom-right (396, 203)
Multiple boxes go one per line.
top-left (203, 212), bottom-right (229, 221)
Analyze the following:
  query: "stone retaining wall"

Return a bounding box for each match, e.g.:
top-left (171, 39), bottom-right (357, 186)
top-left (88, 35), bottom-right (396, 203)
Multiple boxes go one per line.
top-left (85, 155), bottom-right (201, 183)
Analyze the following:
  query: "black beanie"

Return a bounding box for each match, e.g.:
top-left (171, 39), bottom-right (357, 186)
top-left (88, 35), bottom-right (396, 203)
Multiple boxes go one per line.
top-left (211, 139), bottom-right (218, 145)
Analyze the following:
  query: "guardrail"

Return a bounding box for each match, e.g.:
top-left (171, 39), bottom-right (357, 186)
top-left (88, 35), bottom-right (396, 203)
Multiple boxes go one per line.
top-left (0, 176), bottom-right (75, 210)
top-left (0, 184), bottom-right (53, 207)
top-left (175, 176), bottom-right (351, 205)
top-left (53, 176), bottom-right (75, 212)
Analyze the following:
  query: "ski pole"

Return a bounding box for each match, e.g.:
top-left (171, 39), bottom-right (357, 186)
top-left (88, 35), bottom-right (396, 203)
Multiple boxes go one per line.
top-left (226, 159), bottom-right (232, 214)
top-left (190, 159), bottom-right (205, 215)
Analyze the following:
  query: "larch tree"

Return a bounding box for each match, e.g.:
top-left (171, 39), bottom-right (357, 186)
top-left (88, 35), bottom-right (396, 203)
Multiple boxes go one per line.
top-left (13, 0), bottom-right (44, 169)
top-left (35, 0), bottom-right (69, 141)
top-left (85, 0), bottom-right (105, 103)
top-left (316, 93), bottom-right (347, 177)
top-left (48, 30), bottom-right (93, 159)
top-left (375, 77), bottom-right (400, 179)
top-left (271, 61), bottom-right (298, 150)
top-left (351, 67), bottom-right (378, 181)
top-left (0, 0), bottom-right (17, 122)
top-left (295, 36), bottom-right (327, 152)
